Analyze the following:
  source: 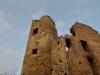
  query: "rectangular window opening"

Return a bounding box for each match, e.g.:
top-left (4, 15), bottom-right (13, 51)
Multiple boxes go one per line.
top-left (32, 49), bottom-right (38, 54)
top-left (33, 28), bottom-right (38, 35)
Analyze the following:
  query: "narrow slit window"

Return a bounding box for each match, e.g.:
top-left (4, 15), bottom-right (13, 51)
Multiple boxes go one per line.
top-left (57, 41), bottom-right (59, 45)
top-left (32, 49), bottom-right (38, 54)
top-left (66, 39), bottom-right (71, 48)
top-left (80, 40), bottom-right (86, 50)
top-left (33, 28), bottom-right (38, 35)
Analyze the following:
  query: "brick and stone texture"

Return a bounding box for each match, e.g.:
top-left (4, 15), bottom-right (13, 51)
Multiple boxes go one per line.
top-left (21, 15), bottom-right (100, 75)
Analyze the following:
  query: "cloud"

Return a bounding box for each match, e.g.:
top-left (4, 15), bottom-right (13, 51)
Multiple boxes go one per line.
top-left (0, 11), bottom-right (29, 39)
top-left (0, 11), bottom-right (26, 73)
top-left (0, 11), bottom-right (11, 34)
top-left (0, 47), bottom-right (23, 73)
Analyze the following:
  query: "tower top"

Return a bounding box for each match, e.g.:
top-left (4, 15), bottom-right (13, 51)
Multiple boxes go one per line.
top-left (40, 15), bottom-right (55, 23)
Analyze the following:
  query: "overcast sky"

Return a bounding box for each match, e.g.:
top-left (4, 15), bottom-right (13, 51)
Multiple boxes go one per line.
top-left (0, 0), bottom-right (100, 75)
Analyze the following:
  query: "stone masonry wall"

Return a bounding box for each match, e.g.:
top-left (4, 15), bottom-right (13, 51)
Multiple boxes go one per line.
top-left (21, 15), bottom-right (58, 75)
top-left (21, 16), bottom-right (100, 75)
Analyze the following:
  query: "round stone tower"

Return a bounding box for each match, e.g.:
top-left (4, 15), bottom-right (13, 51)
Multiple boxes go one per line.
top-left (21, 15), bottom-right (58, 75)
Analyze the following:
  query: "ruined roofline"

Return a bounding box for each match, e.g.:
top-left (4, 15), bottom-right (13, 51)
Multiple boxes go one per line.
top-left (70, 22), bottom-right (99, 36)
top-left (32, 15), bottom-right (55, 25)
top-left (32, 16), bottom-right (99, 36)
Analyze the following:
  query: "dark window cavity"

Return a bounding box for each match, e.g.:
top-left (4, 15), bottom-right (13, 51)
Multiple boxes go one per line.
top-left (33, 28), bottom-right (38, 35)
top-left (80, 40), bottom-right (86, 50)
top-left (87, 57), bottom-right (93, 63)
top-left (79, 62), bottom-right (81, 65)
top-left (65, 73), bottom-right (67, 75)
top-left (66, 39), bottom-right (71, 48)
top-left (32, 49), bottom-right (38, 54)
top-left (57, 41), bottom-right (59, 45)
top-left (51, 69), bottom-right (53, 71)
top-left (59, 60), bottom-right (62, 63)
top-left (37, 42), bottom-right (39, 44)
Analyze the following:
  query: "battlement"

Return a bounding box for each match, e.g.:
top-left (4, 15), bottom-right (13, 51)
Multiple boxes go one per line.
top-left (21, 15), bottom-right (100, 75)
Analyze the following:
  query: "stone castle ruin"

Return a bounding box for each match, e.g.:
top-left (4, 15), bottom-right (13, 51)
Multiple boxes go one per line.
top-left (21, 15), bottom-right (100, 75)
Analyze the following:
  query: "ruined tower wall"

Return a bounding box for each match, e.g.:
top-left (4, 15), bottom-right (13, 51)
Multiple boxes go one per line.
top-left (51, 36), bottom-right (70, 75)
top-left (66, 37), bottom-right (93, 75)
top-left (69, 22), bottom-right (100, 75)
top-left (86, 41), bottom-right (100, 74)
top-left (21, 16), bottom-right (100, 75)
top-left (70, 22), bottom-right (100, 43)
top-left (21, 16), bottom-right (58, 75)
